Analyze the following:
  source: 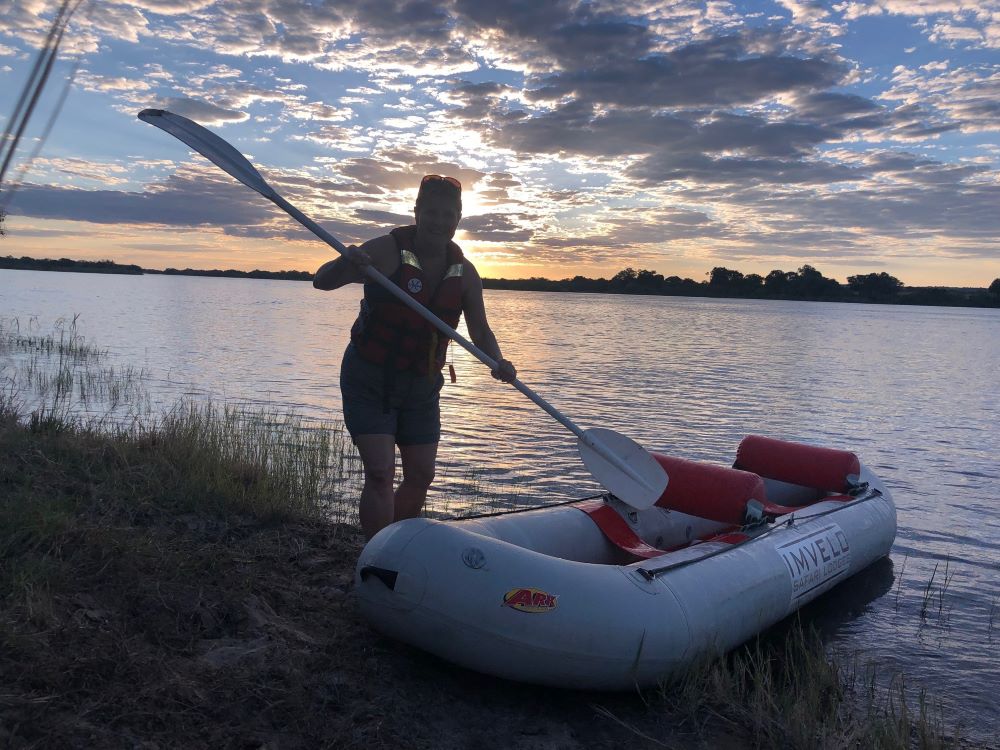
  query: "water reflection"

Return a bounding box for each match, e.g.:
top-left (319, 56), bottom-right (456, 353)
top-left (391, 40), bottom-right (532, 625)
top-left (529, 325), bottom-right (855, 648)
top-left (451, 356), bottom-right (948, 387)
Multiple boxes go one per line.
top-left (799, 556), bottom-right (897, 639)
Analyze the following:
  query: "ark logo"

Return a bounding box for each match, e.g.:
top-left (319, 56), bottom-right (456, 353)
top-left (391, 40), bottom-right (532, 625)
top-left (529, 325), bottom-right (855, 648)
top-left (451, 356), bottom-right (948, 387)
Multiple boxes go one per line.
top-left (502, 587), bottom-right (558, 613)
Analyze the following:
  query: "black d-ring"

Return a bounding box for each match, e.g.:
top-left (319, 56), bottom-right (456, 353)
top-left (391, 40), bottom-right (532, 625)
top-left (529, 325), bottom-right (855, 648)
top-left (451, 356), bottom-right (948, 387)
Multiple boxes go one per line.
top-left (360, 566), bottom-right (398, 590)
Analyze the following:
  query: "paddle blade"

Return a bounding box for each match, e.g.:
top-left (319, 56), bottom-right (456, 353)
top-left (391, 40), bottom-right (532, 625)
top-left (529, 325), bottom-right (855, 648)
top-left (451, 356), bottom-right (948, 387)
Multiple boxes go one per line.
top-left (138, 109), bottom-right (274, 199)
top-left (577, 428), bottom-right (668, 509)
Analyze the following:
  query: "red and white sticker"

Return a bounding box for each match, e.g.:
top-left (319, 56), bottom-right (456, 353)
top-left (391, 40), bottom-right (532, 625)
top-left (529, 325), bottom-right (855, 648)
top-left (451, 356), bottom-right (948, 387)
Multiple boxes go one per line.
top-left (502, 587), bottom-right (558, 613)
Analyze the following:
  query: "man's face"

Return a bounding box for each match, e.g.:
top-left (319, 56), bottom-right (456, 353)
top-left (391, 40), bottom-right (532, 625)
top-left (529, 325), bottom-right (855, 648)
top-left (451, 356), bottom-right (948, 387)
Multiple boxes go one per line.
top-left (415, 194), bottom-right (461, 242)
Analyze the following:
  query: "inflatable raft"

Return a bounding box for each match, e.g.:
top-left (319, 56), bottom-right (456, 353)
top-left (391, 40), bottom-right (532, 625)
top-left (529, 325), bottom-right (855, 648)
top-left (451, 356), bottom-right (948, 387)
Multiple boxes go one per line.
top-left (355, 435), bottom-right (896, 689)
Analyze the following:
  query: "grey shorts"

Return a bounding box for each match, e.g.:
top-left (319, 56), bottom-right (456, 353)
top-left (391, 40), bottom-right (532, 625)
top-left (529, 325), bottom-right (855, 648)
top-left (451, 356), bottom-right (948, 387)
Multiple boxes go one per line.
top-left (339, 344), bottom-right (444, 446)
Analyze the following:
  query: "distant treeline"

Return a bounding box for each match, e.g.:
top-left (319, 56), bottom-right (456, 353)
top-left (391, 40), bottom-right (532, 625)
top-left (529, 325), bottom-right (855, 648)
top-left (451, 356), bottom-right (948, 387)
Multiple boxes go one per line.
top-left (0, 255), bottom-right (143, 275)
top-left (484, 265), bottom-right (1000, 308)
top-left (148, 267), bottom-right (313, 281)
top-left (4, 255), bottom-right (999, 308)
top-left (1, 256), bottom-right (311, 281)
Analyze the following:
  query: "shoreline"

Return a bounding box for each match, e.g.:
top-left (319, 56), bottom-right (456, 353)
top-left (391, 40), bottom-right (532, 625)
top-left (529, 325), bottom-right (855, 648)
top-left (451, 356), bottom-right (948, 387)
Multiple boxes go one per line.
top-left (3, 257), bottom-right (997, 309)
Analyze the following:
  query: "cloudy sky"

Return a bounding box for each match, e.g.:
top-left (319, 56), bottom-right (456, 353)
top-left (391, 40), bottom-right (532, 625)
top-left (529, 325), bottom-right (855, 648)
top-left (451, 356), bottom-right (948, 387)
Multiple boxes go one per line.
top-left (1, 0), bottom-right (998, 286)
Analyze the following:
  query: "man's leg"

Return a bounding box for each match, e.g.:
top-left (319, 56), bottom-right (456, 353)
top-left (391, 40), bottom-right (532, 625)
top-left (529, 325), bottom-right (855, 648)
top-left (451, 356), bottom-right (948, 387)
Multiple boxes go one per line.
top-left (396, 442), bottom-right (439, 521)
top-left (353, 433), bottom-right (397, 540)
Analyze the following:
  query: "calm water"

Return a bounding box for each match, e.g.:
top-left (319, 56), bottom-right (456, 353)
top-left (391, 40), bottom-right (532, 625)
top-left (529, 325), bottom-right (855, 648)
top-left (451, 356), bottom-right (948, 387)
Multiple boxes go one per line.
top-left (2, 269), bottom-right (998, 740)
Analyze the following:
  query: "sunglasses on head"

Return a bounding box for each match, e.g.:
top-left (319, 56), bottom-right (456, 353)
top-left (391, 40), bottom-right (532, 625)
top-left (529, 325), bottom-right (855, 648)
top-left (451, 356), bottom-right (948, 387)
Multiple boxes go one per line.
top-left (421, 174), bottom-right (461, 189)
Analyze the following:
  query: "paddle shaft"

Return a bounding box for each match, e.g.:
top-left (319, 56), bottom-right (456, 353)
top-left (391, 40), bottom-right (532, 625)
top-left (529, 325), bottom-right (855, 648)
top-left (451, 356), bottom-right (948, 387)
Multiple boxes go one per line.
top-left (273, 193), bottom-right (593, 437)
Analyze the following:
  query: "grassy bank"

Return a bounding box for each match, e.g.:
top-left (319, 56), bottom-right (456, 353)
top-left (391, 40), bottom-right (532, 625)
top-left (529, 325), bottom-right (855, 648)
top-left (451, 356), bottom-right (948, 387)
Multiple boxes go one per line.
top-left (0, 402), bottom-right (974, 749)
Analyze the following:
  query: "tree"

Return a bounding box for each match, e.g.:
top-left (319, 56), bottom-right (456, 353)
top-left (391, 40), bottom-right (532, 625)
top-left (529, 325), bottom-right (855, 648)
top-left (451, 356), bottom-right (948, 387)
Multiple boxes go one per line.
top-left (635, 269), bottom-right (664, 292)
top-left (0, 207), bottom-right (6, 237)
top-left (611, 267), bottom-right (637, 284)
top-left (609, 267), bottom-right (637, 293)
top-left (789, 265), bottom-right (840, 299)
top-left (708, 266), bottom-right (744, 288)
top-left (989, 278), bottom-right (1000, 299)
top-left (847, 272), bottom-right (904, 301)
top-left (764, 269), bottom-right (796, 295)
top-left (742, 273), bottom-right (764, 292)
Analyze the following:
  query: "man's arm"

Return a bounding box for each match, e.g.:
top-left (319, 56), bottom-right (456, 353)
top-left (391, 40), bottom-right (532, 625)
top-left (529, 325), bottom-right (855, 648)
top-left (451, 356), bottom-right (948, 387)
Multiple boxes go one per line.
top-left (462, 262), bottom-right (517, 381)
top-left (312, 234), bottom-right (398, 290)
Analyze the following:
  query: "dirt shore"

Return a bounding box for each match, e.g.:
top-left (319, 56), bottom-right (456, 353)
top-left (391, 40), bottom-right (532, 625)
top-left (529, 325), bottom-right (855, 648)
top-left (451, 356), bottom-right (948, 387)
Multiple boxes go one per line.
top-left (0, 403), bottom-right (735, 749)
top-left (1, 504), bottom-right (733, 749)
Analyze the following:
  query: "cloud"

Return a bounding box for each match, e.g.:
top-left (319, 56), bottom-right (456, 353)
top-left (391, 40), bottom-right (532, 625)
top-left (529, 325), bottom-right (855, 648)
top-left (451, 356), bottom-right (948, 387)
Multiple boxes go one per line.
top-left (352, 208), bottom-right (412, 227)
top-left (74, 71), bottom-right (154, 94)
top-left (459, 213), bottom-right (534, 242)
top-left (777, 0), bottom-right (830, 24)
top-left (792, 91), bottom-right (883, 121)
top-left (525, 32), bottom-right (845, 108)
top-left (126, 0), bottom-right (218, 14)
top-left (6, 166), bottom-right (276, 227)
top-left (881, 63), bottom-right (1000, 133)
top-left (157, 96), bottom-right (249, 125)
top-left (834, 0), bottom-right (1000, 49)
top-left (629, 152), bottom-right (861, 186)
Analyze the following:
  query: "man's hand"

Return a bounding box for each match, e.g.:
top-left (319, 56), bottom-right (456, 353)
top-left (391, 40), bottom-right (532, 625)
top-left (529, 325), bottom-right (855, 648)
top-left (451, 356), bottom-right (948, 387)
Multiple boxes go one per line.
top-left (345, 245), bottom-right (372, 270)
top-left (491, 358), bottom-right (517, 382)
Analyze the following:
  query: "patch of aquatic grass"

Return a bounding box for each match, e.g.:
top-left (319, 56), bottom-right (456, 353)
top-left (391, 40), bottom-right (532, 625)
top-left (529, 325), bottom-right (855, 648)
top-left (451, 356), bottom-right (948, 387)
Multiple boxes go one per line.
top-left (642, 618), bottom-right (963, 750)
top-left (919, 557), bottom-right (955, 621)
top-left (854, 673), bottom-right (955, 750)
top-left (658, 623), bottom-right (847, 748)
top-left (894, 553), bottom-right (908, 611)
top-left (1, 316), bottom-right (151, 422)
top-left (0, 384), bottom-right (20, 424)
top-left (0, 314), bottom-right (106, 361)
top-left (149, 400), bottom-right (343, 521)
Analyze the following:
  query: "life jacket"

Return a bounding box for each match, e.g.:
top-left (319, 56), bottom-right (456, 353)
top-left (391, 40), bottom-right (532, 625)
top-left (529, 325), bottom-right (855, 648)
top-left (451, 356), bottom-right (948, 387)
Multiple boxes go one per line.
top-left (350, 225), bottom-right (465, 376)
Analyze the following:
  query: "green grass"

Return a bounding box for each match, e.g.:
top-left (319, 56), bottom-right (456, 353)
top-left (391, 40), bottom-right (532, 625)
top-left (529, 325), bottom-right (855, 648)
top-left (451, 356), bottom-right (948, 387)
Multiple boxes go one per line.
top-left (0, 314), bottom-right (106, 361)
top-left (0, 402), bottom-right (369, 747)
top-left (155, 400), bottom-right (346, 519)
top-left (0, 399), bottom-right (347, 612)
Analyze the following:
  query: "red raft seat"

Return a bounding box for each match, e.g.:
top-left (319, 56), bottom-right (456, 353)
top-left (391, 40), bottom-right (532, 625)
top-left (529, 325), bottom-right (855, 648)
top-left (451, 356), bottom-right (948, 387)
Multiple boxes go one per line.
top-left (580, 438), bottom-right (862, 560)
top-left (652, 453), bottom-right (767, 526)
top-left (579, 454), bottom-right (767, 559)
top-left (734, 435), bottom-right (860, 492)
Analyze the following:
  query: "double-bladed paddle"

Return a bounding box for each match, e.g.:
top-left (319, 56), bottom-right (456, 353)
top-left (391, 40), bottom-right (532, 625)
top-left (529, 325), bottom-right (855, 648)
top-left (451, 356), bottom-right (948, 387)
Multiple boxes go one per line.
top-left (138, 109), bottom-right (668, 509)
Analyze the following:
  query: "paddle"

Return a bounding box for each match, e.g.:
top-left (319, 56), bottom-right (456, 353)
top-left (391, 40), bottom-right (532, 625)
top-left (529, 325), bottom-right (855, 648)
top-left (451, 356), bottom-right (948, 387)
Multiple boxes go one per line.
top-left (137, 109), bottom-right (669, 509)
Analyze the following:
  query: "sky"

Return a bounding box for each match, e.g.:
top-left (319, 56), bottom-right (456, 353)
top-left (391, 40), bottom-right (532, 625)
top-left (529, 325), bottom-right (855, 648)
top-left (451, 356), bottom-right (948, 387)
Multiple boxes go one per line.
top-left (1, 0), bottom-right (998, 287)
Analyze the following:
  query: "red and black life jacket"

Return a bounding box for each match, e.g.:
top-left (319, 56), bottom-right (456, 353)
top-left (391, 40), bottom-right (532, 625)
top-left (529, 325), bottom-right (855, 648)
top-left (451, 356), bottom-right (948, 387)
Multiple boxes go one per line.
top-left (350, 225), bottom-right (465, 376)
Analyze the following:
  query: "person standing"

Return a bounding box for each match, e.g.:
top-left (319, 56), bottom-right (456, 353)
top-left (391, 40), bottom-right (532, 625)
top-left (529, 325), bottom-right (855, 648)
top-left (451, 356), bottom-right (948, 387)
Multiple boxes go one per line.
top-left (313, 175), bottom-right (517, 539)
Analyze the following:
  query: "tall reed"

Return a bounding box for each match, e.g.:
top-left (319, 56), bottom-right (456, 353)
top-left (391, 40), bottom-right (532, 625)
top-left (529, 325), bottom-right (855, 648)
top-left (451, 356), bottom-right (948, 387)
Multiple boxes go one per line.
top-left (148, 401), bottom-right (343, 520)
top-left (1, 316), bottom-right (150, 422)
top-left (650, 618), bottom-right (959, 749)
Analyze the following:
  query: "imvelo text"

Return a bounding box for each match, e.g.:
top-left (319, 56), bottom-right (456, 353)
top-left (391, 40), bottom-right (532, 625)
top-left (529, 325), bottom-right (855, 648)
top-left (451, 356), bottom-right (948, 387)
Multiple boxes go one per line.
top-left (778, 522), bottom-right (851, 601)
